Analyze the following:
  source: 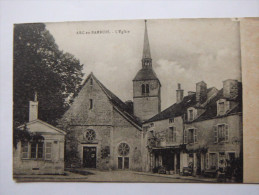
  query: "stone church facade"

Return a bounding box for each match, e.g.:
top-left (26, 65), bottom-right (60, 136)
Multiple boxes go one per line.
top-left (58, 73), bottom-right (143, 170)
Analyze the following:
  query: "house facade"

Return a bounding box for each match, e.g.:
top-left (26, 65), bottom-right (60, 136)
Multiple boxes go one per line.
top-left (13, 97), bottom-right (66, 175)
top-left (184, 79), bottom-right (242, 176)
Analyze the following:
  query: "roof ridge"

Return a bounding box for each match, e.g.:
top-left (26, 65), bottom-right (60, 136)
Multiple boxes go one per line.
top-left (91, 73), bottom-right (142, 127)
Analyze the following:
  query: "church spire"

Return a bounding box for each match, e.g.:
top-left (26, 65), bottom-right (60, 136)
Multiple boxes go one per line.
top-left (142, 20), bottom-right (152, 68)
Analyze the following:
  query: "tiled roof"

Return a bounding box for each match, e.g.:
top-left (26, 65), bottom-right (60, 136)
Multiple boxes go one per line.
top-left (90, 73), bottom-right (142, 127)
top-left (192, 85), bottom-right (242, 122)
top-left (133, 68), bottom-right (160, 82)
top-left (143, 94), bottom-right (197, 123)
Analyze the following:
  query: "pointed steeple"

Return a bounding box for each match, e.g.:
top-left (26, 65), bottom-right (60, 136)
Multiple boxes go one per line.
top-left (142, 20), bottom-right (152, 68)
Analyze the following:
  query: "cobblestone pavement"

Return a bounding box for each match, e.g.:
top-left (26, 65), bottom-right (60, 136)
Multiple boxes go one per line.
top-left (14, 169), bottom-right (217, 183)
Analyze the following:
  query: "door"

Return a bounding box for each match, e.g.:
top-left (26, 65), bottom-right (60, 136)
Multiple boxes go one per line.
top-left (209, 153), bottom-right (218, 170)
top-left (83, 147), bottom-right (96, 168)
top-left (196, 153), bottom-right (201, 175)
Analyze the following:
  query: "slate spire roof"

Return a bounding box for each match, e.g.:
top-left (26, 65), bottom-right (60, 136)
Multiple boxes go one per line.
top-left (142, 20), bottom-right (151, 59)
top-left (133, 20), bottom-right (160, 83)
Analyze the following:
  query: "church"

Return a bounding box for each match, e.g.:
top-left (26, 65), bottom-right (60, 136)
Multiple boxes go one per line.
top-left (58, 21), bottom-right (159, 171)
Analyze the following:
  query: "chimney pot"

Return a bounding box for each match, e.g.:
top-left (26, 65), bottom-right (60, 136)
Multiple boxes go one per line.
top-left (196, 81), bottom-right (207, 103)
top-left (223, 79), bottom-right (239, 100)
top-left (29, 92), bottom-right (38, 121)
top-left (176, 83), bottom-right (184, 103)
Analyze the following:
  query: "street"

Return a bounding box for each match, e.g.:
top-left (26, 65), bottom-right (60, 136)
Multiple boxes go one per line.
top-left (14, 169), bottom-right (216, 183)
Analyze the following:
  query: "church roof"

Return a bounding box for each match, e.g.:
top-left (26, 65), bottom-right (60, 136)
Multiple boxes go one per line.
top-left (84, 73), bottom-right (142, 128)
top-left (143, 20), bottom-right (151, 59)
top-left (133, 67), bottom-right (160, 82)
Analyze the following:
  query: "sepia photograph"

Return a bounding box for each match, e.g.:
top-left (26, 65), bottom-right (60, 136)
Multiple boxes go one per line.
top-left (13, 18), bottom-right (243, 183)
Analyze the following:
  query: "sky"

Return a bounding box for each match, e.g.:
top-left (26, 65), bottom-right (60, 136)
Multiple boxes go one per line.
top-left (46, 18), bottom-right (241, 110)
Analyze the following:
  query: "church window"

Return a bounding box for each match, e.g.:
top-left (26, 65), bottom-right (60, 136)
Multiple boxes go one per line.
top-left (89, 99), bottom-right (93, 110)
top-left (141, 84), bottom-right (150, 95)
top-left (142, 84), bottom-right (145, 94)
top-left (146, 84), bottom-right (149, 94)
top-left (90, 78), bottom-right (93, 86)
top-left (118, 143), bottom-right (130, 156)
top-left (85, 129), bottom-right (96, 142)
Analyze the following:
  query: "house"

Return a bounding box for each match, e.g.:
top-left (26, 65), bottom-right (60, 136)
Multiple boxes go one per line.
top-left (13, 95), bottom-right (66, 175)
top-left (142, 83), bottom-right (219, 174)
top-left (184, 79), bottom-right (242, 177)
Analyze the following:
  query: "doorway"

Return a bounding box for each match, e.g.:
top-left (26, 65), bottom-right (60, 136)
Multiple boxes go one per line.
top-left (83, 146), bottom-right (97, 168)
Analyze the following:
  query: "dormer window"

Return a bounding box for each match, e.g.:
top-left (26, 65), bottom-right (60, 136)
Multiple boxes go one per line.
top-left (217, 99), bottom-right (230, 116)
top-left (187, 107), bottom-right (197, 121)
top-left (189, 110), bottom-right (194, 121)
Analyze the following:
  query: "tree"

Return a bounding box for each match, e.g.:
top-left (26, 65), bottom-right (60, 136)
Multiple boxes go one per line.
top-left (13, 23), bottom-right (84, 126)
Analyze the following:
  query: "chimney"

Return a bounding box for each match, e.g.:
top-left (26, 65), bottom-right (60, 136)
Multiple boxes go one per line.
top-left (223, 79), bottom-right (239, 100)
top-left (176, 83), bottom-right (184, 103)
top-left (196, 81), bottom-right (207, 103)
top-left (29, 92), bottom-right (38, 121)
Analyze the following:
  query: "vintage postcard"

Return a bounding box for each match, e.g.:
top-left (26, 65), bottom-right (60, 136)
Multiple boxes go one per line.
top-left (12, 18), bottom-right (256, 183)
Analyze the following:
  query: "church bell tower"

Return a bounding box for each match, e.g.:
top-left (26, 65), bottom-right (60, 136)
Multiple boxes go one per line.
top-left (133, 20), bottom-right (161, 121)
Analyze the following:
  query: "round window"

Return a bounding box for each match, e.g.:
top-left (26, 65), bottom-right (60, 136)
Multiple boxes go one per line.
top-left (118, 143), bottom-right (130, 156)
top-left (85, 129), bottom-right (96, 141)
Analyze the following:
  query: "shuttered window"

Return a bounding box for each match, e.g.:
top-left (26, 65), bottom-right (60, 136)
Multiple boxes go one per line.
top-left (217, 124), bottom-right (229, 142)
top-left (206, 153), bottom-right (209, 169)
top-left (45, 142), bottom-right (52, 160)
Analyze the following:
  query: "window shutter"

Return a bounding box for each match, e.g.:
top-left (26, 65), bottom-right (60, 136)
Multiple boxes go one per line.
top-left (173, 127), bottom-right (176, 142)
top-left (21, 142), bottom-right (29, 159)
top-left (213, 125), bottom-right (218, 143)
top-left (225, 124), bottom-right (229, 142)
top-left (194, 128), bottom-right (197, 143)
top-left (45, 142), bottom-right (52, 160)
top-left (206, 153), bottom-right (209, 169)
top-left (184, 130), bottom-right (187, 144)
top-left (225, 101), bottom-right (230, 112)
top-left (217, 101), bottom-right (219, 116)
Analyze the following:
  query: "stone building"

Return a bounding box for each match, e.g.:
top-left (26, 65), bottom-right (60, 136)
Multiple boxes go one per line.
top-left (184, 80), bottom-right (242, 176)
top-left (13, 96), bottom-right (66, 175)
top-left (142, 79), bottom-right (242, 177)
top-left (142, 83), bottom-right (218, 174)
top-left (59, 73), bottom-right (143, 171)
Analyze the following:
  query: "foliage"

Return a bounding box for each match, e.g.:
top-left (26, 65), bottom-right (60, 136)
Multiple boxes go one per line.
top-left (13, 124), bottom-right (44, 149)
top-left (13, 23), bottom-right (84, 125)
top-left (101, 146), bottom-right (110, 159)
top-left (64, 131), bottom-right (81, 168)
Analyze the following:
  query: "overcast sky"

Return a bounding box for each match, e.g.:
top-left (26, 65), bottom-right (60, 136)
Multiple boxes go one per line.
top-left (46, 18), bottom-right (241, 110)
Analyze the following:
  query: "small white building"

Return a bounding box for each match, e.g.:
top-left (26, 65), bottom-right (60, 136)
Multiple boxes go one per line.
top-left (13, 96), bottom-right (66, 175)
